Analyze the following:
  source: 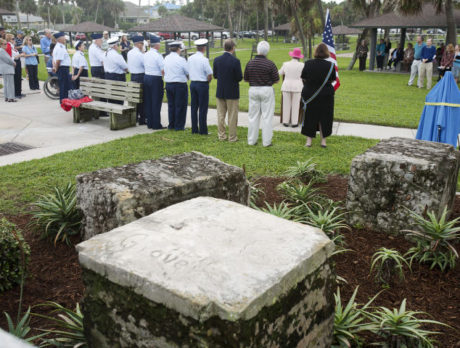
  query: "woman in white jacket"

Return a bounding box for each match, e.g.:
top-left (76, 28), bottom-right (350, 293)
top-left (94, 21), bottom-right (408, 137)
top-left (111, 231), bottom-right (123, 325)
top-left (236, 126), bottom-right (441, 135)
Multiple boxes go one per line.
top-left (0, 38), bottom-right (16, 102)
top-left (279, 48), bottom-right (305, 127)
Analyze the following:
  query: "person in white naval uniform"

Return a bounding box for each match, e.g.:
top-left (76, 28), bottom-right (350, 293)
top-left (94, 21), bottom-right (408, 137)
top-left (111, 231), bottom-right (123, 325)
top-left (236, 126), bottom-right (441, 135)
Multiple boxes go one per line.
top-left (144, 35), bottom-right (165, 129)
top-left (188, 38), bottom-right (213, 135)
top-left (127, 35), bottom-right (146, 125)
top-left (52, 32), bottom-right (71, 102)
top-left (103, 37), bottom-right (128, 105)
top-left (71, 40), bottom-right (88, 89)
top-left (88, 33), bottom-right (105, 79)
top-left (164, 41), bottom-right (189, 130)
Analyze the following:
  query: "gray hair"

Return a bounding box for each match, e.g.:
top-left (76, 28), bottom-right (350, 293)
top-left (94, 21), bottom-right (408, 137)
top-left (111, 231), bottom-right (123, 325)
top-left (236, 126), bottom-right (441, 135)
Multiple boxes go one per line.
top-left (257, 41), bottom-right (270, 56)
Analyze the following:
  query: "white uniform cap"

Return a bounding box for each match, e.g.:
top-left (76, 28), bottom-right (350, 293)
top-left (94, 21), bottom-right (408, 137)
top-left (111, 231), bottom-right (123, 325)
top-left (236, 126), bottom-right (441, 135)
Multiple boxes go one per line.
top-left (169, 41), bottom-right (182, 47)
top-left (194, 38), bottom-right (208, 46)
top-left (107, 37), bottom-right (119, 46)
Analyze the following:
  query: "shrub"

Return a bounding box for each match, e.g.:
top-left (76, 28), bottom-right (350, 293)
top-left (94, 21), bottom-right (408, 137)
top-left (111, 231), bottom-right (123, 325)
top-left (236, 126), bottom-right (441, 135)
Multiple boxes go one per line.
top-left (35, 302), bottom-right (86, 348)
top-left (0, 218), bottom-right (30, 292)
top-left (284, 159), bottom-right (326, 183)
top-left (333, 286), bottom-right (377, 347)
top-left (368, 299), bottom-right (446, 348)
top-left (31, 183), bottom-right (82, 246)
top-left (249, 181), bottom-right (265, 208)
top-left (370, 248), bottom-right (410, 286)
top-left (403, 207), bottom-right (460, 271)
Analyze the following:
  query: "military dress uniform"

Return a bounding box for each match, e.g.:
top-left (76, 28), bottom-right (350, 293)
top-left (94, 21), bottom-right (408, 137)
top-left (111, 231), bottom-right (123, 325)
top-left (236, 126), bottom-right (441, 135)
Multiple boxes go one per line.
top-left (164, 42), bottom-right (189, 130)
top-left (188, 39), bottom-right (213, 135)
top-left (103, 37), bottom-right (128, 104)
top-left (71, 41), bottom-right (88, 89)
top-left (128, 36), bottom-right (146, 125)
top-left (88, 33), bottom-right (105, 79)
top-left (144, 36), bottom-right (165, 129)
top-left (52, 32), bottom-right (71, 102)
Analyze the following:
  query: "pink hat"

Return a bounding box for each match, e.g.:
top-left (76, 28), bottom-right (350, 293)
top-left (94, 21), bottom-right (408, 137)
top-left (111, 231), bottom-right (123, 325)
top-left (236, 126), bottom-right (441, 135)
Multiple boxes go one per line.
top-left (289, 47), bottom-right (304, 59)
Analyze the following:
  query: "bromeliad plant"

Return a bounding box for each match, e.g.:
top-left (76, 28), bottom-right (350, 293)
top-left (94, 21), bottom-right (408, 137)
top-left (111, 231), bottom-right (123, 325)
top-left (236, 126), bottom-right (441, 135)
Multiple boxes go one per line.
top-left (31, 183), bottom-right (82, 246)
top-left (302, 206), bottom-right (350, 246)
top-left (257, 202), bottom-right (300, 221)
top-left (370, 248), bottom-right (410, 286)
top-left (333, 286), bottom-right (377, 348)
top-left (284, 159), bottom-right (326, 183)
top-left (4, 307), bottom-right (47, 343)
top-left (35, 302), bottom-right (86, 348)
top-left (403, 207), bottom-right (460, 271)
top-left (367, 299), bottom-right (446, 348)
top-left (277, 180), bottom-right (322, 207)
top-left (249, 181), bottom-right (265, 208)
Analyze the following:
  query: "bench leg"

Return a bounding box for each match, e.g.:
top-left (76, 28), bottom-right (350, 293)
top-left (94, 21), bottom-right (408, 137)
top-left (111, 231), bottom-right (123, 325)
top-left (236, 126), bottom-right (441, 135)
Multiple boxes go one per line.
top-left (73, 108), bottom-right (81, 123)
top-left (110, 111), bottom-right (137, 130)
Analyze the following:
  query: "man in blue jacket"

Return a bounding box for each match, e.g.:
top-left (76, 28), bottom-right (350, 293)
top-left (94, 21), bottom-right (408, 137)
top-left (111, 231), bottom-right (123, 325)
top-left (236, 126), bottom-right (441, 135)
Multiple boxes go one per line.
top-left (418, 38), bottom-right (437, 89)
top-left (213, 39), bottom-right (243, 142)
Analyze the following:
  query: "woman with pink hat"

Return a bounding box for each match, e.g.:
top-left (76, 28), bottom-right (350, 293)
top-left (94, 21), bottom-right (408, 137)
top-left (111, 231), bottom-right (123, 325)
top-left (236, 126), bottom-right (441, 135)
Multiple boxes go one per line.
top-left (279, 47), bottom-right (305, 127)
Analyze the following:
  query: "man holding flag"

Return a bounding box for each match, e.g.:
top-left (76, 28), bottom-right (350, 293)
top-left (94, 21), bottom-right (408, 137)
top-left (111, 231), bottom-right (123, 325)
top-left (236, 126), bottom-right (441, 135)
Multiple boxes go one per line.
top-left (300, 9), bottom-right (338, 148)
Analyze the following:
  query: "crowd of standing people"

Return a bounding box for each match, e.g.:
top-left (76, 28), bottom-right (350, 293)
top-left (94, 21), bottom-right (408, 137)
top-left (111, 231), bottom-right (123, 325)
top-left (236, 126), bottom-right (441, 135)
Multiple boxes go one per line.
top-left (0, 27), bottom-right (339, 148)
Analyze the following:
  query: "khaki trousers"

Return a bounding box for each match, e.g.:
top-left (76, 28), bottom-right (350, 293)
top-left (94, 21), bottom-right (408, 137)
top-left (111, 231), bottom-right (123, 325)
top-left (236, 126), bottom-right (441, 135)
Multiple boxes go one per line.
top-left (418, 62), bottom-right (433, 89)
top-left (282, 91), bottom-right (301, 125)
top-left (217, 98), bottom-right (239, 142)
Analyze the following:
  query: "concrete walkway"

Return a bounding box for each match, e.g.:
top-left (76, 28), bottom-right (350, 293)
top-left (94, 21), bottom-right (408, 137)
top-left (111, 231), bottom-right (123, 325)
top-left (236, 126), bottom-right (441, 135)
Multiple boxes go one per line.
top-left (0, 80), bottom-right (416, 167)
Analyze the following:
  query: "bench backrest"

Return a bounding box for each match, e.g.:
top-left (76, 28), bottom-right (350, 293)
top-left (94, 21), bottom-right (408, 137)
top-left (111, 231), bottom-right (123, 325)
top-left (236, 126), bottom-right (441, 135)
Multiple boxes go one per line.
top-left (80, 77), bottom-right (142, 104)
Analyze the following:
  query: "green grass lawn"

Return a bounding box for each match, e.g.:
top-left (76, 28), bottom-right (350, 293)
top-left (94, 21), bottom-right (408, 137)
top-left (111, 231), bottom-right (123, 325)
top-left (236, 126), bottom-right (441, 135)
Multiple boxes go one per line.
top-left (0, 127), bottom-right (377, 215)
top-left (33, 39), bottom-right (428, 129)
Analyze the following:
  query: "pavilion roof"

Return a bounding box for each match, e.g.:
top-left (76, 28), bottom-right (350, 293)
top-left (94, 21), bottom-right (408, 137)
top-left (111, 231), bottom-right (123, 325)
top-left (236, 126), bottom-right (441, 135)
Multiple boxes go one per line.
top-left (332, 25), bottom-right (362, 35)
top-left (61, 21), bottom-right (116, 33)
top-left (0, 7), bottom-right (15, 15)
top-left (274, 22), bottom-right (291, 32)
top-left (130, 14), bottom-right (223, 32)
top-left (350, 3), bottom-right (460, 29)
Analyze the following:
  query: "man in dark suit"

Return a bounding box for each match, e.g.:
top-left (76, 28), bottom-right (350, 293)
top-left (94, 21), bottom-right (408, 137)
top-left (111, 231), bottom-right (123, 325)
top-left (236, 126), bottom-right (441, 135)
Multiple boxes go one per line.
top-left (213, 39), bottom-right (243, 142)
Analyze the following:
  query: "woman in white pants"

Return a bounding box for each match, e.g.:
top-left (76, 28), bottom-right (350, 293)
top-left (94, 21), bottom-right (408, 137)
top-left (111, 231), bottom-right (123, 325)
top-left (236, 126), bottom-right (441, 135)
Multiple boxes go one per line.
top-left (0, 39), bottom-right (16, 102)
top-left (279, 48), bottom-right (304, 127)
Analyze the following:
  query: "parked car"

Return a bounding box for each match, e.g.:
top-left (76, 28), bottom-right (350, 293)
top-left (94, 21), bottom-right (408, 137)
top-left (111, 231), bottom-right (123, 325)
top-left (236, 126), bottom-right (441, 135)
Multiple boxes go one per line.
top-left (213, 31), bottom-right (229, 39)
top-left (75, 32), bottom-right (86, 40)
top-left (181, 32), bottom-right (199, 40)
top-left (157, 32), bottom-right (173, 40)
top-left (242, 31), bottom-right (256, 38)
top-left (427, 28), bottom-right (446, 35)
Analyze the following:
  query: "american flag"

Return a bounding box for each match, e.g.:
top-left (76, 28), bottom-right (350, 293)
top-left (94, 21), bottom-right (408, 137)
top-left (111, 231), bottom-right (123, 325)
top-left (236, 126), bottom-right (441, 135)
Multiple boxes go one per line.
top-left (322, 9), bottom-right (340, 91)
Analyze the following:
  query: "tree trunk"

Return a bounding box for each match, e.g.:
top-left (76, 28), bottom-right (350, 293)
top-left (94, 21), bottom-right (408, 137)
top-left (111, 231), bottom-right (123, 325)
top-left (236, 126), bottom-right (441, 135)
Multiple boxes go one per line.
top-left (61, 4), bottom-right (66, 25)
top-left (347, 29), bottom-right (368, 70)
top-left (226, 0), bottom-right (234, 39)
top-left (15, 0), bottom-right (21, 28)
top-left (291, 0), bottom-right (308, 61)
top-left (47, 5), bottom-right (51, 27)
top-left (308, 35), bottom-right (312, 59)
top-left (256, 9), bottom-right (259, 42)
top-left (445, 0), bottom-right (457, 45)
top-left (270, 1), bottom-right (275, 42)
top-left (317, 0), bottom-right (324, 28)
top-left (95, 0), bottom-right (100, 22)
top-left (263, 0), bottom-right (268, 41)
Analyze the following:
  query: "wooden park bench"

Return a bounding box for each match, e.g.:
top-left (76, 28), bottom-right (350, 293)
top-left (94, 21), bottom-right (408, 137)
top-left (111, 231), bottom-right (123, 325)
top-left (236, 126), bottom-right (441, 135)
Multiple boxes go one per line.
top-left (72, 77), bottom-right (142, 130)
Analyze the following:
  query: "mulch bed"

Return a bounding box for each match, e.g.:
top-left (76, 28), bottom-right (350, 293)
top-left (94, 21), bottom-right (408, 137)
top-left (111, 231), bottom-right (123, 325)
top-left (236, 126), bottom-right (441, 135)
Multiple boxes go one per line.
top-left (1, 175), bottom-right (459, 347)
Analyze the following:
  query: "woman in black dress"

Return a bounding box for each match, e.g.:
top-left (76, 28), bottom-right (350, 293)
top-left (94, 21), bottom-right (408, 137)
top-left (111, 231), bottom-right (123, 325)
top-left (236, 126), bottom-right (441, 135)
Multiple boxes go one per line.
top-left (301, 43), bottom-right (336, 148)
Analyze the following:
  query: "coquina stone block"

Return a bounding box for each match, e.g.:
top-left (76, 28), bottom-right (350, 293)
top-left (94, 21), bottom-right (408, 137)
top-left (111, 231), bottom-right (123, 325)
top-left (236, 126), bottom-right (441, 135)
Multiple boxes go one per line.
top-left (0, 328), bottom-right (36, 347)
top-left (76, 152), bottom-right (249, 240)
top-left (76, 197), bottom-right (335, 348)
top-left (346, 137), bottom-right (460, 234)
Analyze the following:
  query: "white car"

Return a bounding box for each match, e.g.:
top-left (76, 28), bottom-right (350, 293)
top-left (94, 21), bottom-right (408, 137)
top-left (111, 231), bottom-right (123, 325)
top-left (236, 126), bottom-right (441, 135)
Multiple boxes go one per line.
top-left (212, 31), bottom-right (229, 39)
top-left (427, 28), bottom-right (446, 35)
top-left (181, 32), bottom-right (199, 40)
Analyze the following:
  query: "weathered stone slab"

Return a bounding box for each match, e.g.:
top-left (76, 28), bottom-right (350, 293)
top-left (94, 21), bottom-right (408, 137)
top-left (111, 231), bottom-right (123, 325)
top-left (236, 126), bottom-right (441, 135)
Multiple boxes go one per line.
top-left (76, 152), bottom-right (249, 240)
top-left (346, 137), bottom-right (460, 233)
top-left (0, 328), bottom-right (35, 347)
top-left (77, 197), bottom-right (335, 348)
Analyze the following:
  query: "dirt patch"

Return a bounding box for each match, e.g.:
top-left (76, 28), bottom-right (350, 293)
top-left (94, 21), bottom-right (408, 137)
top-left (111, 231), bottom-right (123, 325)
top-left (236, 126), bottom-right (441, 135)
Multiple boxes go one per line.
top-left (0, 175), bottom-right (459, 347)
top-left (254, 175), bottom-right (460, 347)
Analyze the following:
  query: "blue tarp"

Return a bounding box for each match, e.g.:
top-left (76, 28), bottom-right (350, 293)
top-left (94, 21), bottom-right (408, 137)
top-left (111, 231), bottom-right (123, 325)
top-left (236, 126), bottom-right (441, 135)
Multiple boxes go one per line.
top-left (415, 71), bottom-right (460, 147)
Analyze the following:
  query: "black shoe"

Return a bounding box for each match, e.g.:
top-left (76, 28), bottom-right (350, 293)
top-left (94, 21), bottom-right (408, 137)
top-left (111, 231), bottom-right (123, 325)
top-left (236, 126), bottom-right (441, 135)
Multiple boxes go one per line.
top-left (283, 123), bottom-right (289, 127)
top-left (291, 124), bottom-right (298, 128)
top-left (15, 95), bottom-right (22, 99)
top-left (20, 94), bottom-right (26, 98)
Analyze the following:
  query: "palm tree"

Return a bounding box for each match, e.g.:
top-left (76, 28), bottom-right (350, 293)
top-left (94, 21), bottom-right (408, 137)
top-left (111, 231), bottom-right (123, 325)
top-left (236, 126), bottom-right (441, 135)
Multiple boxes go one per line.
top-left (393, 0), bottom-right (456, 45)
